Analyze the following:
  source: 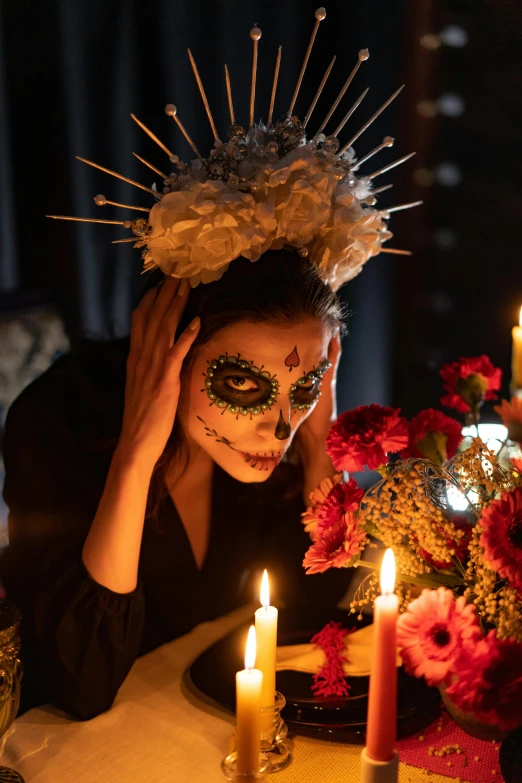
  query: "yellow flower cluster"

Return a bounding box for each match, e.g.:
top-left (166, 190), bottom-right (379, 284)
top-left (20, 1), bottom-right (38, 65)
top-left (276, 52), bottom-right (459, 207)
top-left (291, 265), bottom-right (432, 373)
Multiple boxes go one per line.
top-left (353, 437), bottom-right (522, 636)
top-left (363, 460), bottom-right (465, 580)
top-left (465, 523), bottom-right (522, 641)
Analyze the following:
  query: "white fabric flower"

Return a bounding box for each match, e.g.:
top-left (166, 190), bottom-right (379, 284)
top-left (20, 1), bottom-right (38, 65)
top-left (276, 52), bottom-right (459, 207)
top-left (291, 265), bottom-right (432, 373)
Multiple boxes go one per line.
top-left (146, 180), bottom-right (276, 286)
top-left (265, 147), bottom-right (337, 246)
top-left (309, 189), bottom-right (392, 291)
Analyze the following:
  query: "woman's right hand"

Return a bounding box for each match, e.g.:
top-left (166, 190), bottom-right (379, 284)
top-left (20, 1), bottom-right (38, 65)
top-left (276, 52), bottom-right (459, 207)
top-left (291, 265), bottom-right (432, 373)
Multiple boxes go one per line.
top-left (117, 277), bottom-right (200, 471)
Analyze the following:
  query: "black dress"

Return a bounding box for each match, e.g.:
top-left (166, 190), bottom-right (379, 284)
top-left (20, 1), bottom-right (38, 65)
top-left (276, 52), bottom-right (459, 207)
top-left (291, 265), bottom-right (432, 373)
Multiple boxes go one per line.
top-left (0, 340), bottom-right (350, 721)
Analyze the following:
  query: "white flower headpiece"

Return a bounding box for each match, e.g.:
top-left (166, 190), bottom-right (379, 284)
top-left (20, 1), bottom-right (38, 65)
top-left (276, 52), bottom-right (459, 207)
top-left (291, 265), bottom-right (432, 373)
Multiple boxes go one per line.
top-left (48, 8), bottom-right (421, 291)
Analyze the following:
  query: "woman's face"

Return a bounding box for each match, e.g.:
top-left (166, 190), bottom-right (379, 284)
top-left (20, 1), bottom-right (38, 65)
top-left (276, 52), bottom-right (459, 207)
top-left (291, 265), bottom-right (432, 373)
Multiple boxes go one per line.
top-left (177, 318), bottom-right (332, 482)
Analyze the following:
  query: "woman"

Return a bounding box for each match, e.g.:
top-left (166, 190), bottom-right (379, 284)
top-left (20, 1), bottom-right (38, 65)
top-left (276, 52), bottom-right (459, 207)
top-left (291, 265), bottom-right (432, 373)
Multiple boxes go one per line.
top-left (0, 249), bottom-right (350, 720)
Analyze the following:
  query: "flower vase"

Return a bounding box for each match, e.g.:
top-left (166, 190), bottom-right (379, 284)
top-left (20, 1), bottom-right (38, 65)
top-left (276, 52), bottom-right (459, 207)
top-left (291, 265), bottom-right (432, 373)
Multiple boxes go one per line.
top-left (439, 684), bottom-right (509, 742)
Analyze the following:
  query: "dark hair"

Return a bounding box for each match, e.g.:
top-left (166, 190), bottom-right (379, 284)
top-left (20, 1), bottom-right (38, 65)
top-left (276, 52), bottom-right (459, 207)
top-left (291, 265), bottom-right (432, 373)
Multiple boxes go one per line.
top-left (144, 248), bottom-right (345, 520)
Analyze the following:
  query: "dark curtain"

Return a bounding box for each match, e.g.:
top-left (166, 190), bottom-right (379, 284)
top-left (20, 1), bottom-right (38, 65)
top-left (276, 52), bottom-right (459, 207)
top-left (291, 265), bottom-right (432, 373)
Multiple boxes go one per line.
top-left (0, 0), bottom-right (409, 409)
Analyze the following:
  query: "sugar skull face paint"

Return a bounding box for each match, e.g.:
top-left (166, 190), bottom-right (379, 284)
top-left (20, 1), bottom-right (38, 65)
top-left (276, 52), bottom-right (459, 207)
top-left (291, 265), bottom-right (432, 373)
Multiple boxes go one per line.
top-left (275, 409), bottom-right (292, 440)
top-left (203, 354), bottom-right (279, 418)
top-left (289, 360), bottom-right (332, 411)
top-left (176, 319), bottom-right (332, 484)
top-left (284, 346), bottom-right (300, 372)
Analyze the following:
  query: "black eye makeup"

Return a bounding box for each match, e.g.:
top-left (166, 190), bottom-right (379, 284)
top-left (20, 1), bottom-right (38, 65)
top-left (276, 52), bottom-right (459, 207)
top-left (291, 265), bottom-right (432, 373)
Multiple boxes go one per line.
top-left (203, 354), bottom-right (280, 418)
top-left (289, 360), bottom-right (332, 411)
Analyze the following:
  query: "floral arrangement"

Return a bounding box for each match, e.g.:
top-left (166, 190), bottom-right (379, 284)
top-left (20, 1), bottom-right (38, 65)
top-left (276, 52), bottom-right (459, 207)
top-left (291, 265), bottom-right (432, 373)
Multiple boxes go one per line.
top-left (303, 355), bottom-right (522, 730)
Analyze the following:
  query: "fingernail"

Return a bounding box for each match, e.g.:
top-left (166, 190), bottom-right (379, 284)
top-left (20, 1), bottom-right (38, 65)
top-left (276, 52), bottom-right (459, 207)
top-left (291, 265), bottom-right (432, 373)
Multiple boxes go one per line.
top-left (189, 316), bottom-right (201, 331)
top-left (178, 279), bottom-right (188, 296)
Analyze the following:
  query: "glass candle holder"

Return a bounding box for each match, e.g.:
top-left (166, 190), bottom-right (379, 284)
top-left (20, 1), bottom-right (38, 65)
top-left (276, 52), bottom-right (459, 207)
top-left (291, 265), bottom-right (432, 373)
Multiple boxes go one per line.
top-left (221, 751), bottom-right (271, 782)
top-left (259, 691), bottom-right (291, 772)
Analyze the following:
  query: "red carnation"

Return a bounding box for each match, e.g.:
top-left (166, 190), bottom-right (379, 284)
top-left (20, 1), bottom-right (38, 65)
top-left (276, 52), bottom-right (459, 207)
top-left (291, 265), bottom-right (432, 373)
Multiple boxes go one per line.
top-left (440, 355), bottom-right (502, 415)
top-left (479, 487), bottom-right (522, 591)
top-left (401, 409), bottom-right (463, 464)
top-left (447, 631), bottom-right (522, 732)
top-left (326, 404), bottom-right (409, 473)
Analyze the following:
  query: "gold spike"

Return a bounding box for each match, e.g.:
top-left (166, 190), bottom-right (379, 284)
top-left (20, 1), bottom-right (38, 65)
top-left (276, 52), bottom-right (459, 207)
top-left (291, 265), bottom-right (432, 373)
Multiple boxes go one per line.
top-left (165, 105), bottom-right (204, 162)
top-left (112, 237), bottom-right (145, 244)
top-left (46, 215), bottom-right (132, 226)
top-left (367, 151), bottom-right (416, 180)
top-left (289, 7), bottom-right (327, 114)
top-left (332, 88), bottom-right (368, 136)
top-left (353, 136), bottom-right (394, 169)
top-left (132, 153), bottom-right (167, 180)
top-left (94, 194), bottom-right (150, 213)
top-left (267, 46), bottom-right (282, 127)
top-left (224, 64), bottom-right (235, 125)
top-left (316, 49), bottom-right (369, 134)
top-left (130, 114), bottom-right (175, 159)
top-left (250, 27), bottom-right (262, 128)
top-left (339, 84), bottom-right (404, 155)
top-left (380, 200), bottom-right (423, 214)
top-left (76, 157), bottom-right (158, 196)
top-left (303, 56), bottom-right (335, 129)
top-left (380, 248), bottom-right (412, 255)
top-left (372, 183), bottom-right (394, 195)
top-left (187, 48), bottom-right (218, 140)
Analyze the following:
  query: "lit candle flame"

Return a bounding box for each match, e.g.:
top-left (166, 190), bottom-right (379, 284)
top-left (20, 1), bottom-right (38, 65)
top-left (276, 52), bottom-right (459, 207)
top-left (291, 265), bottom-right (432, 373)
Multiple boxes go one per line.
top-left (380, 548), bottom-right (396, 595)
top-left (244, 625), bottom-right (257, 670)
top-left (260, 569), bottom-right (270, 609)
top-left (519, 306), bottom-right (522, 328)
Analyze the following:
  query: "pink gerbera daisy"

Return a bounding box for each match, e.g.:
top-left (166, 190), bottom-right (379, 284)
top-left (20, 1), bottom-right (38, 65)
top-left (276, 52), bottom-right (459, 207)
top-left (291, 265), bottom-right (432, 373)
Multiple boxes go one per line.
top-left (326, 404), bottom-right (409, 473)
top-left (397, 587), bottom-right (481, 686)
top-left (302, 475), bottom-right (364, 541)
top-left (447, 630), bottom-right (522, 732)
top-left (302, 474), bottom-right (343, 541)
top-left (303, 511), bottom-right (367, 574)
top-left (479, 487), bottom-right (522, 591)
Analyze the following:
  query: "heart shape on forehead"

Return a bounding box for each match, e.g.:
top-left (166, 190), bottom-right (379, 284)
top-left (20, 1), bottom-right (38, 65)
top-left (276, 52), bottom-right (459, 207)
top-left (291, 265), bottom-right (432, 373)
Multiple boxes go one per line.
top-left (285, 346), bottom-right (300, 371)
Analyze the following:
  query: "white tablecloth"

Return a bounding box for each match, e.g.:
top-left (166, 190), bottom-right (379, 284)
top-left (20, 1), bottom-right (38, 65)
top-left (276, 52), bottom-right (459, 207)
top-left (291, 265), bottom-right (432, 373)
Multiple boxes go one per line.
top-left (1, 604), bottom-right (254, 783)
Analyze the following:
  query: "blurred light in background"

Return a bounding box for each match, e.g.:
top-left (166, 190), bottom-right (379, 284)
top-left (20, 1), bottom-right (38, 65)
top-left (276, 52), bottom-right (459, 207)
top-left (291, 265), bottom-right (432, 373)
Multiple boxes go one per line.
top-left (439, 25), bottom-right (469, 48)
top-left (437, 92), bottom-right (466, 117)
top-left (435, 161), bottom-right (462, 187)
top-left (420, 25), bottom-right (468, 51)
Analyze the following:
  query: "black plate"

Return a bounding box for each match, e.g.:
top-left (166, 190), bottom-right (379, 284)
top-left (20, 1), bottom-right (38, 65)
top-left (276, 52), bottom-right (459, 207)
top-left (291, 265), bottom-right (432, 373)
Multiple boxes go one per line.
top-left (186, 607), bottom-right (440, 743)
top-left (500, 726), bottom-right (522, 783)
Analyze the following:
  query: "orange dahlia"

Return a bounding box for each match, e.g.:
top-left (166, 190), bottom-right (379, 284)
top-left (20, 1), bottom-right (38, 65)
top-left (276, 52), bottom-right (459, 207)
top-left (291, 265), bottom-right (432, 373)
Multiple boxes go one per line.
top-left (512, 457), bottom-right (522, 475)
top-left (479, 487), bottom-right (522, 591)
top-left (494, 397), bottom-right (522, 442)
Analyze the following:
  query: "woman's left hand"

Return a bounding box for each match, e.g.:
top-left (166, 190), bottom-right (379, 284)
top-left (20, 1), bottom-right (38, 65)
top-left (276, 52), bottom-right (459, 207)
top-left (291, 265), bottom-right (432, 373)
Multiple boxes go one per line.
top-left (296, 329), bottom-right (342, 504)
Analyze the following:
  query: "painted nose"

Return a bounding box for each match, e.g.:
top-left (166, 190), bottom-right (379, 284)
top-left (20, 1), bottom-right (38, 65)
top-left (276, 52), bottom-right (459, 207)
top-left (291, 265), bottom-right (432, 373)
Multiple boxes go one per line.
top-left (275, 409), bottom-right (292, 440)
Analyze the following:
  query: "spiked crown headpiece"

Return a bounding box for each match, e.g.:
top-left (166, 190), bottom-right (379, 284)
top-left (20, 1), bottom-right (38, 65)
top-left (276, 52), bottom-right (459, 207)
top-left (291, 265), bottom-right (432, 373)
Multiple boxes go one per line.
top-left (48, 8), bottom-right (420, 290)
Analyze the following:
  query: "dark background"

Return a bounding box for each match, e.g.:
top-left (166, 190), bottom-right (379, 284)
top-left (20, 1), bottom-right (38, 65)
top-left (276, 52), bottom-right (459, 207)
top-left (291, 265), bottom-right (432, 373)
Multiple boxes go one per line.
top-left (0, 0), bottom-right (521, 419)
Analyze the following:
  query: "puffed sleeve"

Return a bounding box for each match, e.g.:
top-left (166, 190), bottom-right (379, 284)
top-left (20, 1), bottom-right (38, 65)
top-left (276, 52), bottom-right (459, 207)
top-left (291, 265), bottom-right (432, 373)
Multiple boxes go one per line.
top-left (0, 356), bottom-right (145, 720)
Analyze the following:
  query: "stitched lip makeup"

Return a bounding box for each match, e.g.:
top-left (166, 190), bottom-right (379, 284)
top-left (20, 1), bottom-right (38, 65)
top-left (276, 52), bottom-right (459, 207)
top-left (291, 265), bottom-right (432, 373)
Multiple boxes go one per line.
top-left (239, 451), bottom-right (284, 471)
